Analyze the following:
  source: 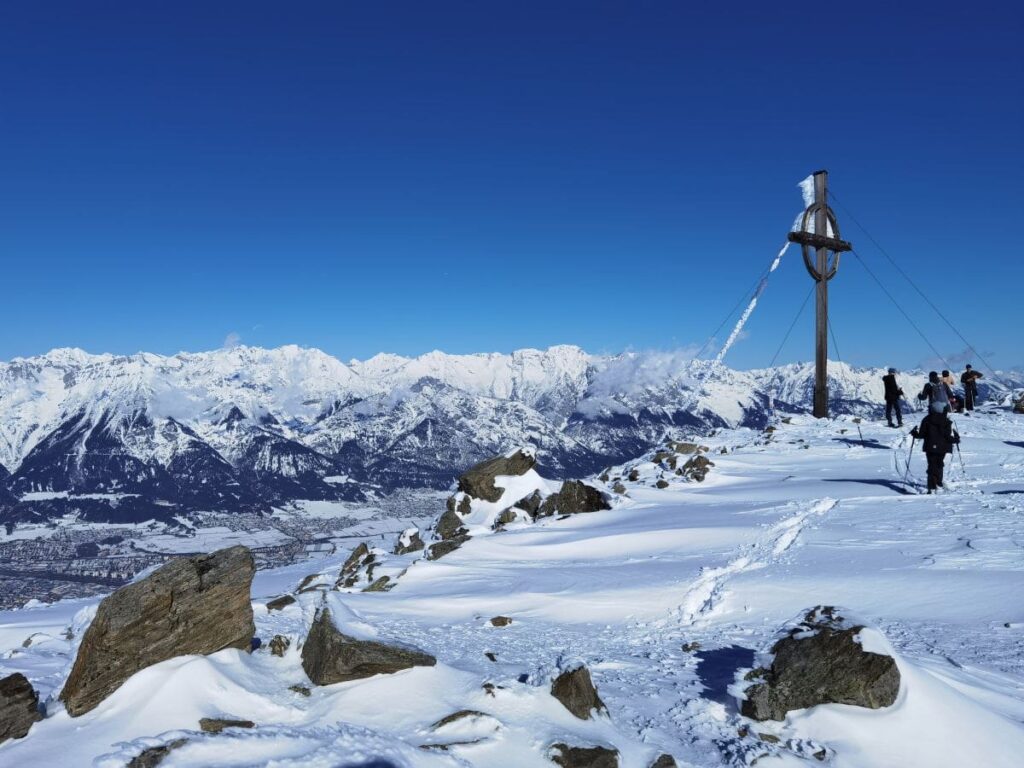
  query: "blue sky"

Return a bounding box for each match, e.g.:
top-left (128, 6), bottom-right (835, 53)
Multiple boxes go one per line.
top-left (2, 2), bottom-right (1021, 370)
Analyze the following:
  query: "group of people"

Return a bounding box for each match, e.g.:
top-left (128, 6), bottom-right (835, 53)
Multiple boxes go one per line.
top-left (882, 364), bottom-right (983, 494)
top-left (881, 363), bottom-right (983, 429)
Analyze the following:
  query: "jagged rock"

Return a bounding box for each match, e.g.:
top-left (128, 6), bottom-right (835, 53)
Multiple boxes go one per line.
top-left (680, 455), bottom-right (714, 482)
top-left (394, 527), bottom-right (425, 555)
top-left (127, 738), bottom-right (188, 768)
top-left (301, 607), bottom-right (436, 685)
top-left (60, 545), bottom-right (255, 716)
top-left (435, 507), bottom-right (468, 541)
top-left (427, 536), bottom-right (469, 560)
top-left (199, 717), bottom-right (255, 733)
top-left (266, 594), bottom-right (296, 611)
top-left (550, 743), bottom-right (619, 768)
top-left (289, 684), bottom-right (311, 697)
top-left (627, 469), bottom-right (640, 482)
top-left (363, 576), bottom-right (392, 592)
top-left (611, 482), bottom-right (626, 494)
top-left (0, 673), bottom-right (42, 744)
top-left (538, 481), bottom-right (610, 517)
top-left (493, 508), bottom-right (519, 529)
top-left (514, 490), bottom-right (544, 517)
top-left (296, 574), bottom-right (322, 593)
top-left (652, 450), bottom-right (677, 468)
top-left (650, 755), bottom-right (677, 768)
top-left (269, 635), bottom-right (290, 657)
top-left (740, 606), bottom-right (900, 722)
top-left (337, 543), bottom-right (373, 588)
top-left (457, 449), bottom-right (536, 502)
top-left (551, 665), bottom-right (606, 720)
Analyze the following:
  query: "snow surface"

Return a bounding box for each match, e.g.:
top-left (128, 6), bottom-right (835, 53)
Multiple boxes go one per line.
top-left (2, 411), bottom-right (1024, 766)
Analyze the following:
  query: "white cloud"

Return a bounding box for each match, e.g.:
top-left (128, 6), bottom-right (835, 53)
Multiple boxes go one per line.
top-left (223, 331), bottom-right (242, 349)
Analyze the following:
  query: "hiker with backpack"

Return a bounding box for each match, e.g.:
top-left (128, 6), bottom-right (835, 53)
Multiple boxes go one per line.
top-left (910, 402), bottom-right (960, 494)
top-left (961, 364), bottom-right (983, 410)
top-left (917, 371), bottom-right (953, 409)
top-left (882, 367), bottom-right (904, 427)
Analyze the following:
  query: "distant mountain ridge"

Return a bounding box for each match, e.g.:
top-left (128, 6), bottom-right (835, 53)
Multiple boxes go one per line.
top-left (1, 345), bottom-right (1019, 524)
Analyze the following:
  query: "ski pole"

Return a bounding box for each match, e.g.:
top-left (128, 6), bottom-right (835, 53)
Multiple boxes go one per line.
top-left (902, 438), bottom-right (915, 484)
top-left (955, 443), bottom-right (966, 476)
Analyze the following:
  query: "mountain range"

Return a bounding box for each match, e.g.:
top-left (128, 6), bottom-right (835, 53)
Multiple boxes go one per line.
top-left (1, 345), bottom-right (1018, 524)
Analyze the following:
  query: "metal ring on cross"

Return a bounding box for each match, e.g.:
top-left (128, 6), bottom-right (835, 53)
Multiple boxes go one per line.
top-left (798, 203), bottom-right (841, 282)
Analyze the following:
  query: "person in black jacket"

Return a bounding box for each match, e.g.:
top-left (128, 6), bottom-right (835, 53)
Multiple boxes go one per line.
top-left (961, 364), bottom-right (983, 410)
top-left (882, 367), bottom-right (904, 427)
top-left (911, 402), bottom-right (960, 493)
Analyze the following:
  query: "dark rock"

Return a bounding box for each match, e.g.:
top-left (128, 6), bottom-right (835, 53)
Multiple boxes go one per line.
top-left (60, 545), bottom-right (255, 716)
top-left (551, 665), bottom-right (606, 720)
top-left (550, 743), bottom-right (619, 768)
top-left (266, 594), bottom-right (296, 611)
top-left (492, 508), bottom-right (519, 529)
top-left (514, 490), bottom-right (544, 516)
top-left (611, 482), bottom-right (626, 495)
top-left (427, 536), bottom-right (469, 561)
top-left (289, 684), bottom-right (311, 697)
top-left (681, 641), bottom-right (701, 653)
top-left (650, 755), bottom-right (677, 768)
top-left (485, 652), bottom-right (497, 662)
top-left (393, 528), bottom-right (425, 555)
top-left (1014, 393), bottom-right (1024, 415)
top-left (457, 450), bottom-right (536, 502)
top-left (296, 574), bottom-right (322, 593)
top-left (740, 606), bottom-right (900, 721)
top-left (269, 635), bottom-right (290, 657)
top-left (0, 673), bottom-right (42, 744)
top-left (126, 738), bottom-right (188, 768)
top-left (757, 733), bottom-right (780, 744)
top-left (656, 479), bottom-right (669, 489)
top-left (435, 506), bottom-right (468, 541)
top-left (652, 450), bottom-right (677, 468)
top-left (680, 455), bottom-right (714, 482)
top-left (363, 576), bottom-right (392, 592)
top-left (337, 543), bottom-right (372, 588)
top-left (669, 441), bottom-right (706, 454)
top-left (301, 607), bottom-right (436, 685)
top-left (199, 717), bottom-right (255, 733)
top-left (538, 481), bottom-right (610, 517)
top-left (430, 709), bottom-right (488, 729)
top-left (490, 616), bottom-right (512, 627)
top-left (627, 469), bottom-right (640, 482)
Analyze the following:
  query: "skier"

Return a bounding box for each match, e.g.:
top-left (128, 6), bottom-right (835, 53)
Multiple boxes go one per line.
top-left (917, 371), bottom-right (952, 409)
top-left (961, 364), bottom-right (983, 411)
top-left (910, 402), bottom-right (960, 494)
top-left (882, 367), bottom-right (904, 427)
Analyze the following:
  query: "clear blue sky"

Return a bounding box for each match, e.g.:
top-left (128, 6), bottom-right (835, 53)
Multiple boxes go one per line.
top-left (2, 2), bottom-right (1021, 370)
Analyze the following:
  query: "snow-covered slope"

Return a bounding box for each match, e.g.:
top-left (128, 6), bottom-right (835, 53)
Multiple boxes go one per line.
top-left (2, 410), bottom-right (1023, 766)
top-left (1, 345), bottom-right (1020, 523)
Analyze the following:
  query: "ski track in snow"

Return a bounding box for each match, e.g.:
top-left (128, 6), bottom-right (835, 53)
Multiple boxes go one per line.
top-left (673, 498), bottom-right (839, 625)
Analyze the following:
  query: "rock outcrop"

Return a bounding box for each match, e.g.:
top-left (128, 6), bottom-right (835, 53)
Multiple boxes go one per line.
top-left (393, 527), bottom-right (425, 555)
top-left (199, 717), bottom-right (255, 733)
top-left (457, 449), bottom-right (536, 502)
top-left (126, 738), bottom-right (188, 768)
top-left (0, 672), bottom-right (42, 744)
top-left (538, 481), bottom-right (610, 517)
top-left (266, 595), bottom-right (296, 611)
top-left (60, 545), bottom-right (256, 716)
top-left (550, 743), bottom-right (619, 768)
top-left (680, 455), bottom-right (714, 482)
top-left (301, 607), bottom-right (436, 685)
top-left (551, 665), bottom-right (606, 720)
top-left (740, 606), bottom-right (901, 721)
top-left (1014, 393), bottom-right (1024, 415)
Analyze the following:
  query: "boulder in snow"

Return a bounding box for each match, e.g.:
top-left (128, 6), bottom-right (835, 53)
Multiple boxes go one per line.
top-left (551, 664), bottom-right (606, 720)
top-left (458, 448), bottom-right (536, 502)
top-left (60, 545), bottom-right (255, 716)
top-left (0, 672), bottom-right (42, 744)
top-left (301, 605), bottom-right (436, 685)
top-left (739, 606), bottom-right (900, 721)
top-left (393, 527), bottom-right (425, 555)
top-left (538, 481), bottom-right (610, 517)
top-left (550, 743), bottom-right (619, 767)
top-left (199, 717), bottom-right (255, 733)
top-left (266, 594), bottom-right (296, 611)
top-left (126, 738), bottom-right (188, 768)
top-left (680, 455), bottom-right (714, 482)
